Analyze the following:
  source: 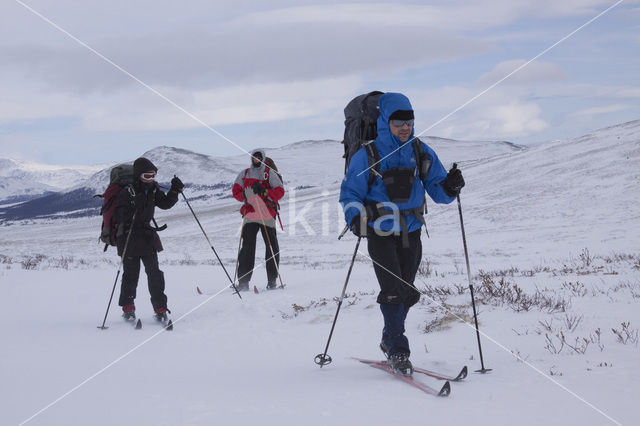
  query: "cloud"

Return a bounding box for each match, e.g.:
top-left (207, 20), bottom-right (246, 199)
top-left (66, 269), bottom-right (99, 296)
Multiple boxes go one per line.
top-left (1, 0), bottom-right (634, 156)
top-left (79, 76), bottom-right (362, 132)
top-left (2, 2), bottom-right (492, 95)
top-left (410, 84), bottom-right (549, 140)
top-left (613, 87), bottom-right (640, 98)
top-left (571, 104), bottom-right (630, 116)
top-left (434, 100), bottom-right (548, 140)
top-left (477, 60), bottom-right (567, 86)
top-left (229, 1), bottom-right (617, 32)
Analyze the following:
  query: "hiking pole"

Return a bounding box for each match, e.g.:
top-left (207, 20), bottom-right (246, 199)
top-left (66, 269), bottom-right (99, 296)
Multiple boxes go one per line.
top-left (98, 211), bottom-right (137, 330)
top-left (179, 187), bottom-right (242, 299)
top-left (315, 235), bottom-right (362, 367)
top-left (452, 165), bottom-right (491, 373)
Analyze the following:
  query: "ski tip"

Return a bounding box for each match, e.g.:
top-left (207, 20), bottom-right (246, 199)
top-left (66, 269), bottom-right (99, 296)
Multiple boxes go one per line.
top-left (135, 319), bottom-right (142, 329)
top-left (438, 381), bottom-right (451, 397)
top-left (458, 366), bottom-right (468, 380)
top-left (166, 320), bottom-right (173, 331)
top-left (254, 285), bottom-right (259, 294)
top-left (196, 286), bottom-right (203, 295)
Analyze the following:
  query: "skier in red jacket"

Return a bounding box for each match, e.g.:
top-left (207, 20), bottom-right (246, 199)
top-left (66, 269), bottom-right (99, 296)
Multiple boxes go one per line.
top-left (232, 149), bottom-right (285, 291)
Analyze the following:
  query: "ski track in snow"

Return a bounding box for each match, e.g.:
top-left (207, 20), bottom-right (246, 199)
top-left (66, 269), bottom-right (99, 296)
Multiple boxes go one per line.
top-left (1, 121), bottom-right (639, 425)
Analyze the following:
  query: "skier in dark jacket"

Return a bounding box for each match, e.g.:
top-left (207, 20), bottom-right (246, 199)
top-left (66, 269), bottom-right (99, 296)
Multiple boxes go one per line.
top-left (339, 92), bottom-right (465, 375)
top-left (232, 149), bottom-right (285, 291)
top-left (115, 157), bottom-right (184, 321)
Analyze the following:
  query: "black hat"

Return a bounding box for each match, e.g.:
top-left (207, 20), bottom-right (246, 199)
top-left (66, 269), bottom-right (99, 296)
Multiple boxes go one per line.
top-left (389, 109), bottom-right (414, 121)
top-left (133, 157), bottom-right (158, 178)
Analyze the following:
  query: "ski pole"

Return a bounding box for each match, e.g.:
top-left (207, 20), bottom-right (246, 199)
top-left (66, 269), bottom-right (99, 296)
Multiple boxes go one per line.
top-left (251, 190), bottom-right (285, 289)
top-left (452, 165), bottom-right (491, 373)
top-left (259, 219), bottom-right (284, 289)
top-left (98, 210), bottom-right (137, 330)
top-left (232, 218), bottom-right (245, 286)
top-left (315, 235), bottom-right (362, 367)
top-left (338, 224), bottom-right (349, 240)
top-left (179, 186), bottom-right (242, 299)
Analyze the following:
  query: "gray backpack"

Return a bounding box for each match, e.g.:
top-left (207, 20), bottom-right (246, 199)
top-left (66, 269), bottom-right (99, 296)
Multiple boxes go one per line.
top-left (341, 91), bottom-right (430, 184)
top-left (342, 91), bottom-right (384, 179)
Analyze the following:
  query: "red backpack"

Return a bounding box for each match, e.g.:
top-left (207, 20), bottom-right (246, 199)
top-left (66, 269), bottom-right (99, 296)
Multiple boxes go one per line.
top-left (97, 164), bottom-right (134, 251)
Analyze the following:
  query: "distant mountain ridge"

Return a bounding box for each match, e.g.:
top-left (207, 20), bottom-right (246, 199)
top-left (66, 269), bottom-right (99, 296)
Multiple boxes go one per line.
top-left (0, 157), bottom-right (104, 204)
top-left (1, 135), bottom-right (529, 222)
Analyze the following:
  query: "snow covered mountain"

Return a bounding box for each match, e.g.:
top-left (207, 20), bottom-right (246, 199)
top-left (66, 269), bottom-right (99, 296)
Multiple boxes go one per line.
top-left (0, 157), bottom-right (104, 205)
top-left (0, 137), bottom-right (524, 222)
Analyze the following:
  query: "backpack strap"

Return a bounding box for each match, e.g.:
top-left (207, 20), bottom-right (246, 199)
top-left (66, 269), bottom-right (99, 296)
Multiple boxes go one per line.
top-left (412, 138), bottom-right (432, 181)
top-left (363, 141), bottom-right (382, 185)
top-left (264, 164), bottom-right (270, 183)
top-left (411, 138), bottom-right (431, 238)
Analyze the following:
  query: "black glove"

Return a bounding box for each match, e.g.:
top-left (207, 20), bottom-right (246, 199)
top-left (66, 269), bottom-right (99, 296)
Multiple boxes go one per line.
top-left (170, 176), bottom-right (184, 193)
top-left (441, 166), bottom-right (465, 197)
top-left (251, 181), bottom-right (268, 197)
top-left (350, 215), bottom-right (367, 237)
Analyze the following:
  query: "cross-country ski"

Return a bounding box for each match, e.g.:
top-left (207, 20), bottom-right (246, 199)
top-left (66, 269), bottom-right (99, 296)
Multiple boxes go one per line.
top-left (353, 357), bottom-right (451, 397)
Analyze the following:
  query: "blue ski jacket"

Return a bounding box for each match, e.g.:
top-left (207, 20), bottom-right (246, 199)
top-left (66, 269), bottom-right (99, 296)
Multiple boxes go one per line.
top-left (339, 92), bottom-right (455, 233)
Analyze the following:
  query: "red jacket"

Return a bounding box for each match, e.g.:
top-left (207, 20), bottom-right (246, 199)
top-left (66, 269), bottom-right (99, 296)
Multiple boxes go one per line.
top-left (232, 156), bottom-right (284, 218)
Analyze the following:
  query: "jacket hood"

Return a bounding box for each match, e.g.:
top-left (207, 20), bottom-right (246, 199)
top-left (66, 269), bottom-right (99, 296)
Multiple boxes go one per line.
top-left (133, 157), bottom-right (158, 178)
top-left (250, 148), bottom-right (266, 169)
top-left (376, 93), bottom-right (414, 144)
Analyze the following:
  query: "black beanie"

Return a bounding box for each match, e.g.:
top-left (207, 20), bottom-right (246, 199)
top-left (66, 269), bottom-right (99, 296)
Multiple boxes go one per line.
top-left (389, 109), bottom-right (414, 121)
top-left (133, 157), bottom-right (158, 178)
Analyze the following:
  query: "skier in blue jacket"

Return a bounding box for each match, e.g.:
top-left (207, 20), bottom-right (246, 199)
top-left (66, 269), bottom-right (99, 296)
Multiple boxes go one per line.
top-left (340, 92), bottom-right (465, 375)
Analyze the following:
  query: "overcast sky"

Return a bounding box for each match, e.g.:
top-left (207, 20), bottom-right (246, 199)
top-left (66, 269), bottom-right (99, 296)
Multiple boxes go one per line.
top-left (1, 0), bottom-right (639, 165)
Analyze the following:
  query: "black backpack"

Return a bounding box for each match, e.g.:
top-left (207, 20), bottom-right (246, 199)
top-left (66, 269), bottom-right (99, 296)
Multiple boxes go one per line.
top-left (341, 91), bottom-right (430, 184)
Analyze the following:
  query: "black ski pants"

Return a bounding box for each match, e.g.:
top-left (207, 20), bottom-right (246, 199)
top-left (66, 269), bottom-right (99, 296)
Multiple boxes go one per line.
top-left (368, 229), bottom-right (422, 307)
top-left (237, 222), bottom-right (280, 285)
top-left (368, 229), bottom-right (422, 355)
top-left (119, 252), bottom-right (168, 311)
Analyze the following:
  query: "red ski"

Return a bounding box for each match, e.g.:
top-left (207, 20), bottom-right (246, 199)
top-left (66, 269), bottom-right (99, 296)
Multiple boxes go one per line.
top-left (353, 358), bottom-right (451, 397)
top-left (413, 365), bottom-right (467, 381)
top-left (356, 357), bottom-right (467, 381)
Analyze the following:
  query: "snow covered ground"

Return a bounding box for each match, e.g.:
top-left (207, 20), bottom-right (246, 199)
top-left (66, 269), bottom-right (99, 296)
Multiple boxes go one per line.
top-left (1, 120), bottom-right (639, 426)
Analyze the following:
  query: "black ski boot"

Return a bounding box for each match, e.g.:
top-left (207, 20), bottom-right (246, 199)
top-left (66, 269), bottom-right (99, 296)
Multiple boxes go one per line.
top-left (153, 308), bottom-right (173, 330)
top-left (122, 310), bottom-right (136, 321)
top-left (154, 307), bottom-right (170, 322)
top-left (266, 281), bottom-right (277, 290)
top-left (122, 305), bottom-right (136, 321)
top-left (389, 353), bottom-right (413, 376)
top-left (237, 282), bottom-right (250, 292)
top-left (379, 341), bottom-right (391, 359)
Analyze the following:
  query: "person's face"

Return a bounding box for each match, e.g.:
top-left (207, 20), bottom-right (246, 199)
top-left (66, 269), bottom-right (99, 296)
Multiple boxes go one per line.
top-left (389, 119), bottom-right (414, 142)
top-left (140, 170), bottom-right (156, 183)
top-left (252, 155), bottom-right (263, 166)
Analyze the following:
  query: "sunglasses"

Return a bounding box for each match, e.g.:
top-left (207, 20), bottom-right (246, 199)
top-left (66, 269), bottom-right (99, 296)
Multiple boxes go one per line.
top-left (141, 172), bottom-right (157, 180)
top-left (390, 119), bottom-right (414, 127)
